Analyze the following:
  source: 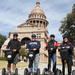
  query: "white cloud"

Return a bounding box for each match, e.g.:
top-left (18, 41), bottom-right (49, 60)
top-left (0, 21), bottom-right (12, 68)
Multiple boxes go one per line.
top-left (0, 0), bottom-right (75, 41)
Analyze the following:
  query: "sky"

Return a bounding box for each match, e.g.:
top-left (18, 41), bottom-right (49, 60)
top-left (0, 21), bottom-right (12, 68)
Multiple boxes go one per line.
top-left (0, 0), bottom-right (75, 41)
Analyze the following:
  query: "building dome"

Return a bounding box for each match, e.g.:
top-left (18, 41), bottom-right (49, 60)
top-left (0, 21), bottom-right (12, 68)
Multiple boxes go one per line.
top-left (29, 0), bottom-right (46, 19)
top-left (31, 5), bottom-right (45, 15)
top-left (26, 0), bottom-right (48, 27)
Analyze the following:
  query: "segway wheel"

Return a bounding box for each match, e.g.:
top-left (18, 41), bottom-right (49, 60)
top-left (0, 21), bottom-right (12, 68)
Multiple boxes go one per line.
top-left (2, 68), bottom-right (6, 75)
top-left (56, 68), bottom-right (62, 75)
top-left (72, 70), bottom-right (75, 75)
top-left (24, 68), bottom-right (28, 75)
top-left (42, 68), bottom-right (48, 75)
top-left (37, 68), bottom-right (40, 75)
top-left (15, 68), bottom-right (18, 75)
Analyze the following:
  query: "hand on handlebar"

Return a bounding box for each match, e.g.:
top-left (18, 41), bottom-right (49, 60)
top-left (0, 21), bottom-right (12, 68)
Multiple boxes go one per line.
top-left (33, 48), bottom-right (37, 51)
top-left (50, 48), bottom-right (53, 51)
top-left (13, 49), bottom-right (16, 52)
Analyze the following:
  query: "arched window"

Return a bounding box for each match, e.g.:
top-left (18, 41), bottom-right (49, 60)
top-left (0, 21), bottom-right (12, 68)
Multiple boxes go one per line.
top-left (43, 22), bottom-right (45, 25)
top-left (37, 20), bottom-right (39, 23)
top-left (30, 21), bottom-right (32, 23)
top-left (40, 21), bottom-right (42, 24)
top-left (33, 20), bottom-right (35, 23)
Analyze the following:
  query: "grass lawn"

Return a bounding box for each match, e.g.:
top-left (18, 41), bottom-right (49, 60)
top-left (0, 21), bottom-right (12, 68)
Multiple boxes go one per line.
top-left (0, 61), bottom-right (28, 69)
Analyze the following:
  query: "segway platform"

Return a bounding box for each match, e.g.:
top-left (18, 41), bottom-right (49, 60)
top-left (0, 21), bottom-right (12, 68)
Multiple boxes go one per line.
top-left (42, 68), bottom-right (54, 75)
top-left (24, 68), bottom-right (40, 75)
top-left (56, 68), bottom-right (62, 75)
top-left (72, 70), bottom-right (75, 75)
top-left (2, 68), bottom-right (18, 75)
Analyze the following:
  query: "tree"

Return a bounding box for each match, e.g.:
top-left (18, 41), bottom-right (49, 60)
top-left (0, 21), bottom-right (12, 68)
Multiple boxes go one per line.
top-left (59, 4), bottom-right (75, 45)
top-left (0, 34), bottom-right (7, 48)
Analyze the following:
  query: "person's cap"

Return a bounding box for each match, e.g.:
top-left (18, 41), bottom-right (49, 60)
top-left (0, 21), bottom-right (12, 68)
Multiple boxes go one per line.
top-left (13, 33), bottom-right (18, 37)
top-left (50, 34), bottom-right (55, 38)
top-left (31, 34), bottom-right (36, 38)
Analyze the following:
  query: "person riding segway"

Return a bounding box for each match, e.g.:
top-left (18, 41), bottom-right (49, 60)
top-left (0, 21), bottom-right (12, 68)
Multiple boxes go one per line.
top-left (2, 33), bottom-right (21, 75)
top-left (58, 36), bottom-right (73, 75)
top-left (24, 34), bottom-right (41, 75)
top-left (43, 34), bottom-right (58, 75)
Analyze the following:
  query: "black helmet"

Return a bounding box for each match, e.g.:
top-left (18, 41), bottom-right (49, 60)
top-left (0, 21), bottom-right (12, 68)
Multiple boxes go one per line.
top-left (31, 34), bottom-right (36, 38)
top-left (13, 33), bottom-right (18, 37)
top-left (63, 35), bottom-right (68, 39)
top-left (50, 34), bottom-right (55, 38)
top-left (63, 36), bottom-right (68, 39)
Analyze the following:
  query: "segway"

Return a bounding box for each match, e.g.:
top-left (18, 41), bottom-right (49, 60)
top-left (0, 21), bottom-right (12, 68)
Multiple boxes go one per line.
top-left (42, 47), bottom-right (56, 75)
top-left (42, 68), bottom-right (63, 75)
top-left (24, 48), bottom-right (40, 75)
top-left (2, 50), bottom-right (18, 75)
top-left (2, 68), bottom-right (18, 75)
top-left (55, 68), bottom-right (62, 75)
top-left (42, 68), bottom-right (54, 75)
top-left (2, 68), bottom-right (6, 75)
top-left (72, 70), bottom-right (75, 75)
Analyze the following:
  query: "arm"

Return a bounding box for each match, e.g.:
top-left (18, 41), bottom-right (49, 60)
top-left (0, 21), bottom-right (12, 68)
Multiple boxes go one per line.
top-left (69, 43), bottom-right (74, 55)
top-left (33, 41), bottom-right (41, 50)
top-left (13, 41), bottom-right (21, 52)
top-left (17, 41), bottom-right (21, 50)
top-left (38, 41), bottom-right (41, 49)
top-left (54, 42), bottom-right (59, 50)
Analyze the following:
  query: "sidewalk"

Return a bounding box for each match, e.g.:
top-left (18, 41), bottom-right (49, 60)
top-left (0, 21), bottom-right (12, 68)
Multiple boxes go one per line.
top-left (39, 63), bottom-right (75, 74)
top-left (0, 62), bottom-right (75, 75)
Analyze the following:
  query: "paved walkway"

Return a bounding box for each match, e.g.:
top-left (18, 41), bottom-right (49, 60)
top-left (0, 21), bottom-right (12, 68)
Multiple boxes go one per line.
top-left (0, 62), bottom-right (75, 75)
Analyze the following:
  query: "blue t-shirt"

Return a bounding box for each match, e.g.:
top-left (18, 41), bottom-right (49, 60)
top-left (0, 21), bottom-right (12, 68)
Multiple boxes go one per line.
top-left (27, 40), bottom-right (41, 54)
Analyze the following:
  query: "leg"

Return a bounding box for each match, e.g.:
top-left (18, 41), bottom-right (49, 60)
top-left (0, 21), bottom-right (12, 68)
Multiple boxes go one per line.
top-left (34, 54), bottom-right (40, 73)
top-left (12, 55), bottom-right (16, 72)
top-left (28, 58), bottom-right (33, 72)
top-left (12, 54), bottom-right (19, 72)
top-left (12, 64), bottom-right (16, 72)
top-left (7, 62), bottom-right (11, 72)
top-left (67, 63), bottom-right (72, 75)
top-left (52, 54), bottom-right (56, 73)
top-left (67, 59), bottom-right (72, 75)
top-left (62, 59), bottom-right (65, 75)
top-left (48, 53), bottom-right (51, 71)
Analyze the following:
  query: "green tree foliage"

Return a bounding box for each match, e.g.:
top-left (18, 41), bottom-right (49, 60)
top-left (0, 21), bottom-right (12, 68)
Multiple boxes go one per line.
top-left (59, 4), bottom-right (75, 45)
top-left (0, 34), bottom-right (7, 48)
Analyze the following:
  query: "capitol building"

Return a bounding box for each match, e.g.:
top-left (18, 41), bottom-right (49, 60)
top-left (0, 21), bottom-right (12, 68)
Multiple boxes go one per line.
top-left (9, 0), bottom-right (49, 62)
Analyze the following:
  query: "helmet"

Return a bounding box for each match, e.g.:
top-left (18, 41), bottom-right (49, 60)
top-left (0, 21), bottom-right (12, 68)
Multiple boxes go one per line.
top-left (31, 34), bottom-right (36, 38)
top-left (63, 35), bottom-right (68, 39)
top-left (50, 34), bottom-right (55, 38)
top-left (13, 33), bottom-right (18, 37)
top-left (63, 36), bottom-right (68, 39)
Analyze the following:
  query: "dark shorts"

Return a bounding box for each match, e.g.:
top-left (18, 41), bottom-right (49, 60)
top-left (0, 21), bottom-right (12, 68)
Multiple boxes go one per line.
top-left (8, 54), bottom-right (20, 64)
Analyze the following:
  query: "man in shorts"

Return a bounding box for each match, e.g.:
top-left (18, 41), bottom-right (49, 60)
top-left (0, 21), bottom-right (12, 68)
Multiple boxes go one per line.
top-left (6, 33), bottom-right (21, 73)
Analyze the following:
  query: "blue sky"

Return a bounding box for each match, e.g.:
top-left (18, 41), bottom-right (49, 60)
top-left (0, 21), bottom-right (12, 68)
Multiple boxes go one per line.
top-left (0, 0), bottom-right (75, 41)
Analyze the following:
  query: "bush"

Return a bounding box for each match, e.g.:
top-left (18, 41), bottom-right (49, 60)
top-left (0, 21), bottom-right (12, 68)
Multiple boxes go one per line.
top-left (19, 48), bottom-right (29, 57)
